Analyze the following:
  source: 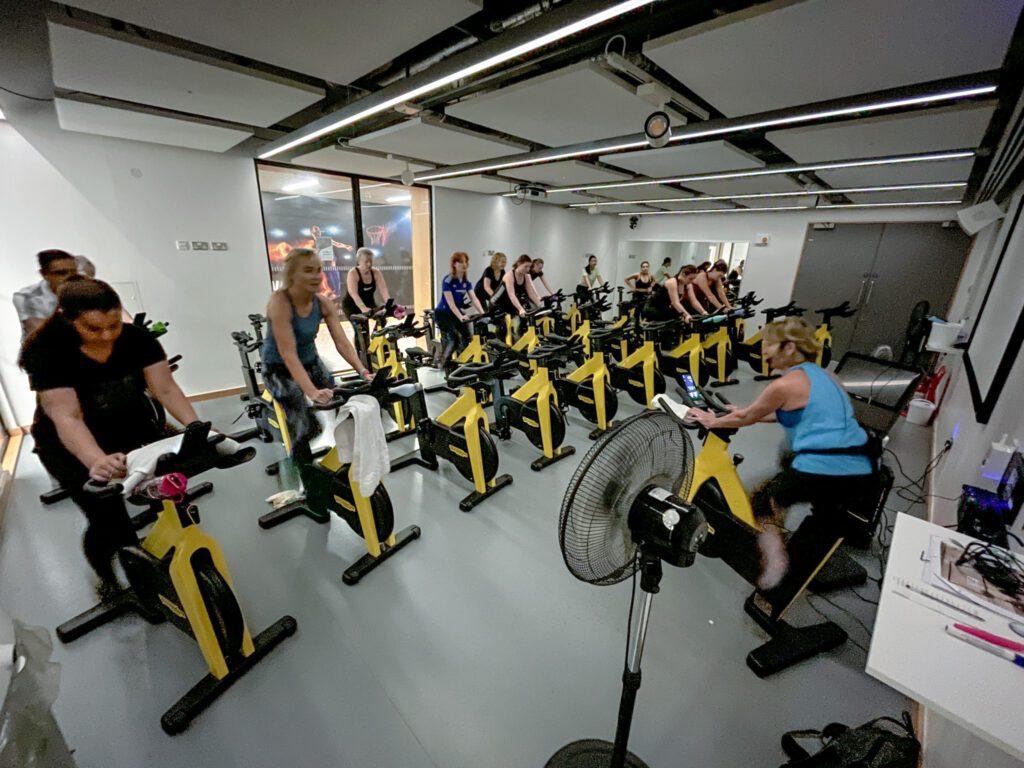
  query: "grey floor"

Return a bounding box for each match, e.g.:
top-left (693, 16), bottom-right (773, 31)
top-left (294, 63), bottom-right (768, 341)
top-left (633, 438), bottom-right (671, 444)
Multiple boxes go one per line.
top-left (0, 368), bottom-right (933, 768)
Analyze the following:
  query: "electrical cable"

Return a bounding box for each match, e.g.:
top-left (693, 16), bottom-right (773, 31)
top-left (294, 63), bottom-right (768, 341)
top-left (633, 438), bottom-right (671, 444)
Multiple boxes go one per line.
top-left (805, 597), bottom-right (869, 655)
top-left (0, 84), bottom-right (54, 102)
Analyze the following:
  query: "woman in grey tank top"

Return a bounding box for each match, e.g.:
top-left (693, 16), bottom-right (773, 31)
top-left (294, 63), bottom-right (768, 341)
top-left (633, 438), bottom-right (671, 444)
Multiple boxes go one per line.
top-left (262, 248), bottom-right (370, 508)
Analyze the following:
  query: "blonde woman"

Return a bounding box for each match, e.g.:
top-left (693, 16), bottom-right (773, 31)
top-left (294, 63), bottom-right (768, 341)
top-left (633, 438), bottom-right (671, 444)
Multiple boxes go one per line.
top-left (473, 251), bottom-right (507, 307)
top-left (342, 247), bottom-right (391, 319)
top-left (687, 317), bottom-right (877, 589)
top-left (262, 249), bottom-right (370, 509)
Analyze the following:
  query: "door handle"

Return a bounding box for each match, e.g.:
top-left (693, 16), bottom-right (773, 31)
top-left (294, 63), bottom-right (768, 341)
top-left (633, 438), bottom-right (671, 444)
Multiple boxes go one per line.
top-left (864, 278), bottom-right (876, 306)
top-left (855, 278), bottom-right (867, 306)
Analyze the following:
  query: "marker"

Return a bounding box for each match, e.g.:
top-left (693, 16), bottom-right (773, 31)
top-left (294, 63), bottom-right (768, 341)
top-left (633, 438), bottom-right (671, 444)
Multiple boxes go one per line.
top-left (946, 625), bottom-right (1024, 667)
top-left (952, 623), bottom-right (1024, 653)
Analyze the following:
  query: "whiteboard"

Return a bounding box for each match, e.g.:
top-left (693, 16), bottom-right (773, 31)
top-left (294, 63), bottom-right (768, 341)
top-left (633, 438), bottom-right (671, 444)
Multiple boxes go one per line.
top-left (963, 192), bottom-right (1024, 422)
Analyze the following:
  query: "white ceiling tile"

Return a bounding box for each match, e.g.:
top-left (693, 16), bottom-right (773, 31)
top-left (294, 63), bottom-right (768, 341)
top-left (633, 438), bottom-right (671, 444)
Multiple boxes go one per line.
top-left (350, 119), bottom-right (527, 165)
top-left (291, 147), bottom-right (431, 179)
top-left (816, 157), bottom-right (975, 187)
top-left (531, 192), bottom-right (595, 207)
top-left (844, 188), bottom-right (967, 204)
top-left (446, 64), bottom-right (683, 145)
top-left (430, 175), bottom-right (517, 194)
top-left (62, 0), bottom-right (480, 85)
top-left (49, 23), bottom-right (322, 128)
top-left (686, 175), bottom-right (804, 196)
top-left (54, 98), bottom-right (251, 152)
top-left (601, 140), bottom-right (762, 177)
top-left (653, 200), bottom-right (735, 211)
top-left (738, 195), bottom-right (818, 209)
top-left (505, 161), bottom-right (631, 187)
top-left (767, 104), bottom-right (995, 163)
top-left (644, 0), bottom-right (1023, 116)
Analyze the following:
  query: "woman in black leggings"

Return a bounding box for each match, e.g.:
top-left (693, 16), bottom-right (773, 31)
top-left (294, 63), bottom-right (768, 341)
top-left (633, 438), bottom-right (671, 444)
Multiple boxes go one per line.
top-left (20, 278), bottom-right (203, 598)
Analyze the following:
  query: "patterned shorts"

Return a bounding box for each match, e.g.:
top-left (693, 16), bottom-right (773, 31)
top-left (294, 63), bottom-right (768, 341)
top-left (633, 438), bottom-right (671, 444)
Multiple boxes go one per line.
top-left (262, 359), bottom-right (332, 453)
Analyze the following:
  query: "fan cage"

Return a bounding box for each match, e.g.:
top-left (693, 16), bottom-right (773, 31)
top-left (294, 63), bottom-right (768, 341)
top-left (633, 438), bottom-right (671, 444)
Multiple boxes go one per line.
top-left (559, 411), bottom-right (694, 586)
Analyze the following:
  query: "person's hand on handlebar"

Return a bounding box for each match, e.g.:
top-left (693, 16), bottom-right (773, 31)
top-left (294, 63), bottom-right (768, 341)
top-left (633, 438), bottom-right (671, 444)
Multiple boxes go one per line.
top-left (311, 388), bottom-right (335, 404)
top-left (89, 452), bottom-right (128, 482)
top-left (687, 409), bottom-right (717, 428)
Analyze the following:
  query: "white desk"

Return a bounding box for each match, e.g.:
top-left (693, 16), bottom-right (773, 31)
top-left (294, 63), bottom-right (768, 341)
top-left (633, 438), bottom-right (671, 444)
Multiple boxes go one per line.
top-left (867, 514), bottom-right (1024, 764)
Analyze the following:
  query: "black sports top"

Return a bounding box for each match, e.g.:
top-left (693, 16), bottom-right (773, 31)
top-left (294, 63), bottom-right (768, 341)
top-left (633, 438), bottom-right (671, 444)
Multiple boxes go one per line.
top-left (342, 268), bottom-right (377, 316)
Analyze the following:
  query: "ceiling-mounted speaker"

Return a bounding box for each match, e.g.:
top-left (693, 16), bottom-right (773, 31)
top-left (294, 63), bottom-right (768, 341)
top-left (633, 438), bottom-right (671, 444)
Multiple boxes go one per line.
top-left (957, 199), bottom-right (1005, 235)
top-left (400, 163), bottom-right (415, 186)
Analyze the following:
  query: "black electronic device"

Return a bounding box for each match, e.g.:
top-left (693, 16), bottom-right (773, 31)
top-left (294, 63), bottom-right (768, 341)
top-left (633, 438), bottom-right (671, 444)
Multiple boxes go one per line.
top-left (957, 484), bottom-right (1015, 548)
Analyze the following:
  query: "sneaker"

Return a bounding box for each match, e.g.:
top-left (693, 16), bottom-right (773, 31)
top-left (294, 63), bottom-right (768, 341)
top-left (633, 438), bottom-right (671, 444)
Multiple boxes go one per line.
top-left (757, 527), bottom-right (789, 590)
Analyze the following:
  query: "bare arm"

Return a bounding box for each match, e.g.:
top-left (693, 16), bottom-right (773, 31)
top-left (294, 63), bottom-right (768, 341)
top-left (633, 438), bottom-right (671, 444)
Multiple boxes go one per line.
top-left (346, 270), bottom-right (370, 313)
top-left (374, 268), bottom-right (391, 303)
top-left (483, 274), bottom-right (495, 297)
top-left (686, 284), bottom-right (708, 315)
top-left (41, 389), bottom-right (107, 468)
top-left (624, 273), bottom-right (638, 289)
top-left (696, 276), bottom-right (723, 309)
top-left (665, 279), bottom-right (693, 321)
top-left (144, 361), bottom-right (200, 427)
top-left (524, 275), bottom-right (542, 307)
top-left (692, 376), bottom-right (802, 429)
top-left (504, 273), bottom-right (527, 315)
top-left (540, 275), bottom-right (553, 295)
top-left (714, 277), bottom-right (731, 309)
top-left (267, 293), bottom-right (322, 397)
top-left (469, 291), bottom-right (484, 314)
top-left (322, 297), bottom-right (369, 376)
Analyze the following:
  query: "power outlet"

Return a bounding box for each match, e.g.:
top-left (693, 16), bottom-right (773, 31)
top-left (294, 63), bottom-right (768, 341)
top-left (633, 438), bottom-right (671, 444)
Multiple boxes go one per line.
top-left (191, 241), bottom-right (210, 250)
top-left (212, 241), bottom-right (229, 251)
top-left (175, 240), bottom-right (191, 251)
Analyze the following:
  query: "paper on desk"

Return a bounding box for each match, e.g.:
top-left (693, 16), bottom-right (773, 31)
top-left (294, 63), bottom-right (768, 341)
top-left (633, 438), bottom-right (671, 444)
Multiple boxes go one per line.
top-left (923, 535), bottom-right (1024, 623)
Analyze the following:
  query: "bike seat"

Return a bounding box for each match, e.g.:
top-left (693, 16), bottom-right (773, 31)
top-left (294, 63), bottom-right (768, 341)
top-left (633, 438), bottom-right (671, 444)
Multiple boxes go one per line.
top-left (231, 331), bottom-right (252, 343)
top-left (405, 348), bottom-right (431, 359)
top-left (389, 382), bottom-right (422, 399)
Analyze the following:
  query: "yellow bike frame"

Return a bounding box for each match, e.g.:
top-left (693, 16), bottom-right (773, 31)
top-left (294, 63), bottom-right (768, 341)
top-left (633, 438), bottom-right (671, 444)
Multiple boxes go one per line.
top-left (617, 339), bottom-right (661, 408)
top-left (567, 348), bottom-right (614, 432)
top-left (661, 328), bottom-right (704, 386)
top-left (685, 431), bottom-right (757, 529)
top-left (701, 326), bottom-right (734, 383)
top-left (436, 386), bottom-right (494, 495)
top-left (509, 363), bottom-right (561, 459)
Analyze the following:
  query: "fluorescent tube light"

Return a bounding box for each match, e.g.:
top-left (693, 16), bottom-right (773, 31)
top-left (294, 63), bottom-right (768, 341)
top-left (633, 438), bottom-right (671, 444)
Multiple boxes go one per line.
top-left (822, 200), bottom-right (963, 209)
top-left (618, 205), bottom-right (810, 216)
top-left (282, 178), bottom-right (320, 192)
top-left (550, 150), bottom-right (976, 194)
top-left (386, 194), bottom-right (412, 203)
top-left (258, 0), bottom-right (658, 159)
top-left (274, 195), bottom-right (301, 201)
top-left (568, 181), bottom-right (968, 207)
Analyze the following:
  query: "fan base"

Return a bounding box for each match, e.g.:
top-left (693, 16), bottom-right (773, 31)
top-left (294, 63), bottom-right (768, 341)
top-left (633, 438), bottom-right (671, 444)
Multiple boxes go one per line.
top-left (545, 739), bottom-right (650, 768)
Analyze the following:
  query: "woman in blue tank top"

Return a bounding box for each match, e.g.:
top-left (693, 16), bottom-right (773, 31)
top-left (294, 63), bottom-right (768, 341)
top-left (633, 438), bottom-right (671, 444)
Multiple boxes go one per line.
top-left (688, 317), bottom-right (877, 588)
top-left (262, 248), bottom-right (370, 505)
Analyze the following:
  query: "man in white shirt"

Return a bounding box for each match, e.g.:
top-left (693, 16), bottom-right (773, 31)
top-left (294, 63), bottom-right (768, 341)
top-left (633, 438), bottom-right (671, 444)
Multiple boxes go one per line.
top-left (13, 249), bottom-right (79, 340)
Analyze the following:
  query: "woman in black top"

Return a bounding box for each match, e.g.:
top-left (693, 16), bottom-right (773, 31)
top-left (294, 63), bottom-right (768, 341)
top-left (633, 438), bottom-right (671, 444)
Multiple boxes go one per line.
top-left (473, 251), bottom-right (507, 307)
top-left (643, 265), bottom-right (702, 322)
top-left (20, 278), bottom-right (201, 594)
top-left (495, 254), bottom-right (542, 333)
top-left (624, 260), bottom-right (656, 295)
top-left (342, 247), bottom-right (391, 319)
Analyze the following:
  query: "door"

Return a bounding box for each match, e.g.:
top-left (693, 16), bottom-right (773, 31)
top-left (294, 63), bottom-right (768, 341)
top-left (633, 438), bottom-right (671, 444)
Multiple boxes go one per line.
top-left (790, 224), bottom-right (884, 361)
top-left (849, 223), bottom-right (970, 357)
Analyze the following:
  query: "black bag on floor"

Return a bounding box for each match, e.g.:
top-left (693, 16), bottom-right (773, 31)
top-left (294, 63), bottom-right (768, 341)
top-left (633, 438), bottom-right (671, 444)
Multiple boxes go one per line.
top-left (779, 712), bottom-right (919, 767)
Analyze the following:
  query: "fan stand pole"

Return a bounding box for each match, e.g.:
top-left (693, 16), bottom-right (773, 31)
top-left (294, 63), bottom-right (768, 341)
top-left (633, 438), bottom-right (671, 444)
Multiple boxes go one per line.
top-left (609, 553), bottom-right (662, 768)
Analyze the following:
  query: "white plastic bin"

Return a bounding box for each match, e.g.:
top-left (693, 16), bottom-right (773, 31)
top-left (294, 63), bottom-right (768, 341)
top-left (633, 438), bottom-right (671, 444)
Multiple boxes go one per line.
top-left (905, 397), bottom-right (936, 425)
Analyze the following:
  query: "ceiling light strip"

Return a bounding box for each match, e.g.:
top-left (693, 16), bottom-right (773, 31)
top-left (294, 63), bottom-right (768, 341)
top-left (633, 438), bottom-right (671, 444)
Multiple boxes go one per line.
top-left (618, 199), bottom-right (963, 216)
top-left (417, 79), bottom-right (994, 182)
top-left (551, 149), bottom-right (976, 194)
top-left (567, 181), bottom-right (967, 207)
top-left (257, 0), bottom-right (657, 159)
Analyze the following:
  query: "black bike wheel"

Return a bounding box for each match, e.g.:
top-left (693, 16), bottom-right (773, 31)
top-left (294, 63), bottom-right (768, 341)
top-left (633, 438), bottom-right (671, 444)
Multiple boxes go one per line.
top-left (331, 473), bottom-right (396, 542)
top-left (194, 553), bottom-right (245, 656)
top-left (574, 380), bottom-right (618, 425)
top-left (521, 399), bottom-right (565, 450)
top-left (449, 424), bottom-right (500, 484)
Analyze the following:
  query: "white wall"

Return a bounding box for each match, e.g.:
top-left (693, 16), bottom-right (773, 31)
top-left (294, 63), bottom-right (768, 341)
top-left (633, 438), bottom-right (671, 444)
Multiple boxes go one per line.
top-left (432, 188), bottom-right (617, 293)
top-left (0, 103), bottom-right (269, 426)
top-left (929, 188), bottom-right (1024, 527)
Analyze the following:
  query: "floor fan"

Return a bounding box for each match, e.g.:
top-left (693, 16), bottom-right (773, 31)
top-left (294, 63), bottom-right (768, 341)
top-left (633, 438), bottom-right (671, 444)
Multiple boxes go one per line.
top-left (546, 411), bottom-right (708, 768)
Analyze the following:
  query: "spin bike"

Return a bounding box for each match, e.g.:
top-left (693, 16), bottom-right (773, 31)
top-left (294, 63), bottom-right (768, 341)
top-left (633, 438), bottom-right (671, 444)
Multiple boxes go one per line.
top-left (812, 301), bottom-right (857, 367)
top-left (366, 314), bottom-right (429, 441)
top-left (654, 377), bottom-right (890, 676)
top-left (227, 314), bottom-right (278, 444)
top-left (699, 304), bottom-right (755, 388)
top-left (733, 301), bottom-right (806, 380)
top-left (609, 314), bottom-right (666, 407)
top-left (391, 359), bottom-right (514, 511)
top-left (487, 339), bottom-right (576, 471)
top-left (552, 326), bottom-right (620, 439)
top-left (56, 423), bottom-right (296, 734)
top-left (257, 371), bottom-right (422, 585)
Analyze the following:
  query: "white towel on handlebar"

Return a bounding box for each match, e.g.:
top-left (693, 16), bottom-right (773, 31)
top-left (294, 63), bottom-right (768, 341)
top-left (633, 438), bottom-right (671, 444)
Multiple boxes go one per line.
top-left (122, 433), bottom-right (241, 496)
top-left (331, 395), bottom-right (389, 495)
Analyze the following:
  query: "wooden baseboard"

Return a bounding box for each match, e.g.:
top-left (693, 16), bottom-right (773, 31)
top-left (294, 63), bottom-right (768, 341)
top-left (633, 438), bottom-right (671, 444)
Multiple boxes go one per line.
top-left (0, 431), bottom-right (24, 532)
top-left (187, 386), bottom-right (246, 403)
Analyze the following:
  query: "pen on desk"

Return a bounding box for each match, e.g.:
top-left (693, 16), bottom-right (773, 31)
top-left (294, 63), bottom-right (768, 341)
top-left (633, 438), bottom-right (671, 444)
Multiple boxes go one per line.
top-left (946, 625), bottom-right (1024, 667)
top-left (952, 623), bottom-right (1024, 653)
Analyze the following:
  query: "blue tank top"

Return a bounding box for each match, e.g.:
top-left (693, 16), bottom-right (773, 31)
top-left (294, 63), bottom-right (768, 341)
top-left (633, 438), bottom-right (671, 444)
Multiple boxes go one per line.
top-left (776, 362), bottom-right (872, 476)
top-left (262, 293), bottom-right (323, 366)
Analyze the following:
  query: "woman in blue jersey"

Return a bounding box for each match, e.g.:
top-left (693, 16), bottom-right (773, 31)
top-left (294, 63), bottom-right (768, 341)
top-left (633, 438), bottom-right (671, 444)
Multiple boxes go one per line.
top-left (687, 317), bottom-right (877, 588)
top-left (263, 248), bottom-right (370, 506)
top-left (434, 251), bottom-right (484, 368)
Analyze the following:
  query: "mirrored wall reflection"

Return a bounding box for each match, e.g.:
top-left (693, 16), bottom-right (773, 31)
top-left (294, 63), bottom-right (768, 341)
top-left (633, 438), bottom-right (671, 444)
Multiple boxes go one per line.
top-left (616, 239), bottom-right (748, 286)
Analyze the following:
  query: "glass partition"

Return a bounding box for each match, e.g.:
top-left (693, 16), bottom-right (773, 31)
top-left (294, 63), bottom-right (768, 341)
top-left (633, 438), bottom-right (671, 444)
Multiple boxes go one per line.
top-left (255, 163), bottom-right (433, 373)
